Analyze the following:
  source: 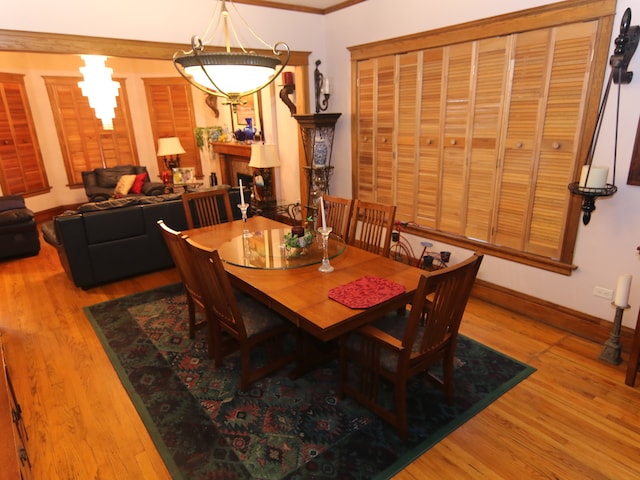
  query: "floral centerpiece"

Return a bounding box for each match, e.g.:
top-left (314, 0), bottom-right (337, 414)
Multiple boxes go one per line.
top-left (283, 216), bottom-right (315, 257)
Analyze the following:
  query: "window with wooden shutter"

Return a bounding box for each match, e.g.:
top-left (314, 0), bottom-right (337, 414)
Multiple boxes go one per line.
top-left (351, 0), bottom-right (614, 274)
top-left (143, 78), bottom-right (200, 178)
top-left (44, 76), bottom-right (139, 186)
top-left (0, 73), bottom-right (49, 196)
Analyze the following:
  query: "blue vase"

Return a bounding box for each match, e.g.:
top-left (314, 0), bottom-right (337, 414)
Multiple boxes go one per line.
top-left (243, 118), bottom-right (255, 141)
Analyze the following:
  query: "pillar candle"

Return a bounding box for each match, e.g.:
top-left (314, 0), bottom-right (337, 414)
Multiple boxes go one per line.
top-left (579, 165), bottom-right (609, 189)
top-left (320, 196), bottom-right (327, 230)
top-left (282, 71), bottom-right (294, 86)
top-left (614, 274), bottom-right (632, 307)
top-left (239, 179), bottom-right (245, 205)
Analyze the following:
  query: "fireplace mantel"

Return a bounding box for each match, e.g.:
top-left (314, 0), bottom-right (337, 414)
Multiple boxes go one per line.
top-left (211, 142), bottom-right (252, 186)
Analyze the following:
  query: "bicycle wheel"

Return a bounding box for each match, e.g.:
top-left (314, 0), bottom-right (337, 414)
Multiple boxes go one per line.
top-left (389, 241), bottom-right (414, 265)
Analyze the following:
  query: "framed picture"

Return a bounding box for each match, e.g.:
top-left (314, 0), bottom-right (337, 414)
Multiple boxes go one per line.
top-left (235, 94), bottom-right (256, 127)
top-left (627, 115), bottom-right (640, 185)
top-left (172, 167), bottom-right (196, 185)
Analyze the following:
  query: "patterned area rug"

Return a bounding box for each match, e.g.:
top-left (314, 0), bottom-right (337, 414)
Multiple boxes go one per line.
top-left (84, 283), bottom-right (535, 479)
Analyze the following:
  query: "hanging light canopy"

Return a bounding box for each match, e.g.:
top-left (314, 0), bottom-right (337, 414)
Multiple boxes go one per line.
top-left (78, 55), bottom-right (120, 130)
top-left (173, 0), bottom-right (290, 108)
top-left (568, 8), bottom-right (638, 225)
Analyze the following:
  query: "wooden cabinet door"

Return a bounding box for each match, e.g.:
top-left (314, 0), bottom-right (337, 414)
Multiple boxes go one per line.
top-left (0, 73), bottom-right (49, 195)
top-left (416, 48), bottom-right (444, 229)
top-left (439, 43), bottom-right (473, 235)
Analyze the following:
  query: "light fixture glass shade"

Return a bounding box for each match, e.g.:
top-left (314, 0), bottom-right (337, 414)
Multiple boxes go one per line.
top-left (173, 0), bottom-right (289, 107)
top-left (176, 52), bottom-right (281, 94)
top-left (249, 144), bottom-right (281, 168)
top-left (78, 55), bottom-right (120, 130)
top-left (157, 137), bottom-right (186, 157)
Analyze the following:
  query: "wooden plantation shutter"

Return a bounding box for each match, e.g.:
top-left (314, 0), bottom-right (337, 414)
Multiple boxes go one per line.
top-left (143, 78), bottom-right (200, 178)
top-left (44, 76), bottom-right (138, 186)
top-left (0, 73), bottom-right (49, 196)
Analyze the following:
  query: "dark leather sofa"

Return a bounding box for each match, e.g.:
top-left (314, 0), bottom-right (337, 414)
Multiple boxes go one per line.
top-left (82, 165), bottom-right (166, 202)
top-left (43, 187), bottom-right (247, 289)
top-left (0, 195), bottom-right (40, 260)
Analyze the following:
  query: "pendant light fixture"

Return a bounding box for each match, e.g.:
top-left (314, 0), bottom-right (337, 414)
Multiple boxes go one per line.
top-left (568, 8), bottom-right (638, 225)
top-left (173, 0), bottom-right (290, 109)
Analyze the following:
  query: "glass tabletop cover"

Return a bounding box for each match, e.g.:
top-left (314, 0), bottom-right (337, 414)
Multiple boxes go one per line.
top-left (218, 227), bottom-right (346, 269)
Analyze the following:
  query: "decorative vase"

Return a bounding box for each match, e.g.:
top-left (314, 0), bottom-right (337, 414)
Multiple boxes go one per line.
top-left (244, 118), bottom-right (255, 141)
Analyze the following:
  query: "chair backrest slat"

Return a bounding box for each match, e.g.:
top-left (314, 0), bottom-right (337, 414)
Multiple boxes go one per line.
top-left (185, 238), bottom-right (249, 340)
top-left (347, 199), bottom-right (396, 256)
top-left (322, 194), bottom-right (353, 239)
top-left (405, 253), bottom-right (483, 359)
top-left (182, 188), bottom-right (234, 229)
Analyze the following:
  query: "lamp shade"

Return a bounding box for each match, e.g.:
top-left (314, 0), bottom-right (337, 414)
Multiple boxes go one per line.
top-left (249, 144), bottom-right (281, 168)
top-left (157, 137), bottom-right (186, 157)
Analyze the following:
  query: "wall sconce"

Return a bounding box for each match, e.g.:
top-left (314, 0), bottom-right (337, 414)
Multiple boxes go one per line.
top-left (314, 60), bottom-right (330, 114)
top-left (77, 55), bottom-right (120, 130)
top-left (568, 8), bottom-right (638, 225)
top-left (279, 71), bottom-right (296, 115)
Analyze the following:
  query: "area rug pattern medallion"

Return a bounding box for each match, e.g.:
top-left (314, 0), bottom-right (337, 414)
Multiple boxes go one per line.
top-left (85, 283), bottom-right (535, 479)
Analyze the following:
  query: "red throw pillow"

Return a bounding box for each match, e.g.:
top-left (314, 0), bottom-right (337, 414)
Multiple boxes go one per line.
top-left (130, 172), bottom-right (148, 194)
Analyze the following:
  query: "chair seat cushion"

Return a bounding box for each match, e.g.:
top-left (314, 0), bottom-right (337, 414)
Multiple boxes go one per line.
top-left (236, 290), bottom-right (287, 337)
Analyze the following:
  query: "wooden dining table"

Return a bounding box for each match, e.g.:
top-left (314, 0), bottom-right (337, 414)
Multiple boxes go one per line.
top-left (185, 216), bottom-right (426, 342)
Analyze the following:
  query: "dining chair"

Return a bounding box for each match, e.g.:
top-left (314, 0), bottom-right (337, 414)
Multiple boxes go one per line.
top-left (347, 199), bottom-right (396, 257)
top-left (185, 238), bottom-right (297, 390)
top-left (321, 194), bottom-right (353, 240)
top-left (339, 252), bottom-right (484, 441)
top-left (182, 187), bottom-right (234, 229)
top-left (157, 220), bottom-right (216, 357)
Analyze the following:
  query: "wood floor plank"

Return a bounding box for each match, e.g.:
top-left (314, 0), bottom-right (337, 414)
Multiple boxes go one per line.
top-left (1, 239), bottom-right (639, 478)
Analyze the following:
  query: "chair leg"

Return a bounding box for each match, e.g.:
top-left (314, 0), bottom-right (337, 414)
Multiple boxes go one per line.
top-left (443, 349), bottom-right (455, 404)
top-left (186, 293), bottom-right (196, 339)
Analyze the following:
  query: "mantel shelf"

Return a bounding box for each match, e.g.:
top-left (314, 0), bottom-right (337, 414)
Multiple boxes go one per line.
top-left (210, 142), bottom-right (251, 158)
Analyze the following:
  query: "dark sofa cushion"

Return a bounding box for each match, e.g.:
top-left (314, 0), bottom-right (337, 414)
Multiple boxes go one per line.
top-left (0, 195), bottom-right (26, 212)
top-left (82, 207), bottom-right (146, 244)
top-left (95, 165), bottom-right (136, 187)
top-left (0, 208), bottom-right (34, 226)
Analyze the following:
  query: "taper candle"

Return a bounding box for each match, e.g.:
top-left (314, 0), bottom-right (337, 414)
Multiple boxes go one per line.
top-left (614, 274), bottom-right (632, 307)
top-left (239, 179), bottom-right (245, 205)
top-left (320, 196), bottom-right (327, 230)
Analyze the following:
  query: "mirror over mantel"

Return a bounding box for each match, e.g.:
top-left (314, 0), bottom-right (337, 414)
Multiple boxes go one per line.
top-left (0, 29), bottom-right (312, 207)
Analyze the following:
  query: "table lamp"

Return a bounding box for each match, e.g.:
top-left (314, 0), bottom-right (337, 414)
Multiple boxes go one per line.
top-left (157, 137), bottom-right (186, 184)
top-left (249, 143), bottom-right (280, 202)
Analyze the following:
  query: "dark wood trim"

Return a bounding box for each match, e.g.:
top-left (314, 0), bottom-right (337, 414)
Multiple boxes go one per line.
top-left (472, 279), bottom-right (635, 351)
top-left (232, 0), bottom-right (365, 14)
top-left (0, 29), bottom-right (311, 66)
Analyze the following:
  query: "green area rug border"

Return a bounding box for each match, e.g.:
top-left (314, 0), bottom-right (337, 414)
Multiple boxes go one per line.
top-left (85, 289), bottom-right (184, 479)
top-left (84, 283), bottom-right (536, 479)
top-left (376, 346), bottom-right (535, 479)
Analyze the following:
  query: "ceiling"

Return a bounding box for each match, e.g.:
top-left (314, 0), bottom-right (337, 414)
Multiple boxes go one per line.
top-left (233, 0), bottom-right (367, 14)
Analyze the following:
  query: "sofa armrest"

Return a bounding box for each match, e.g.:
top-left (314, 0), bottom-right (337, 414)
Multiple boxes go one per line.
top-left (141, 181), bottom-right (166, 196)
top-left (55, 215), bottom-right (95, 288)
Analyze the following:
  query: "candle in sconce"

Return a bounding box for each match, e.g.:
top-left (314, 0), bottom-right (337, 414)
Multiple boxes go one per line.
top-left (322, 78), bottom-right (330, 95)
top-left (614, 274), bottom-right (632, 307)
top-left (239, 179), bottom-right (245, 205)
top-left (320, 196), bottom-right (327, 230)
top-left (579, 165), bottom-right (609, 189)
top-left (282, 71), bottom-right (294, 86)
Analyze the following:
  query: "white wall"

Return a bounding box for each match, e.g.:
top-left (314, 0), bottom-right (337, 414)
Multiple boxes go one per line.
top-left (3, 0), bottom-right (640, 328)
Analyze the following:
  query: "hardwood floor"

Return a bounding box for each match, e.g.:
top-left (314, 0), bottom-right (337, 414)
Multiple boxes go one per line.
top-left (1, 239), bottom-right (639, 479)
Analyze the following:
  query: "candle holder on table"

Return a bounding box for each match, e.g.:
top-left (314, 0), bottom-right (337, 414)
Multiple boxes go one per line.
top-left (238, 203), bottom-right (251, 238)
top-left (317, 226), bottom-right (334, 272)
